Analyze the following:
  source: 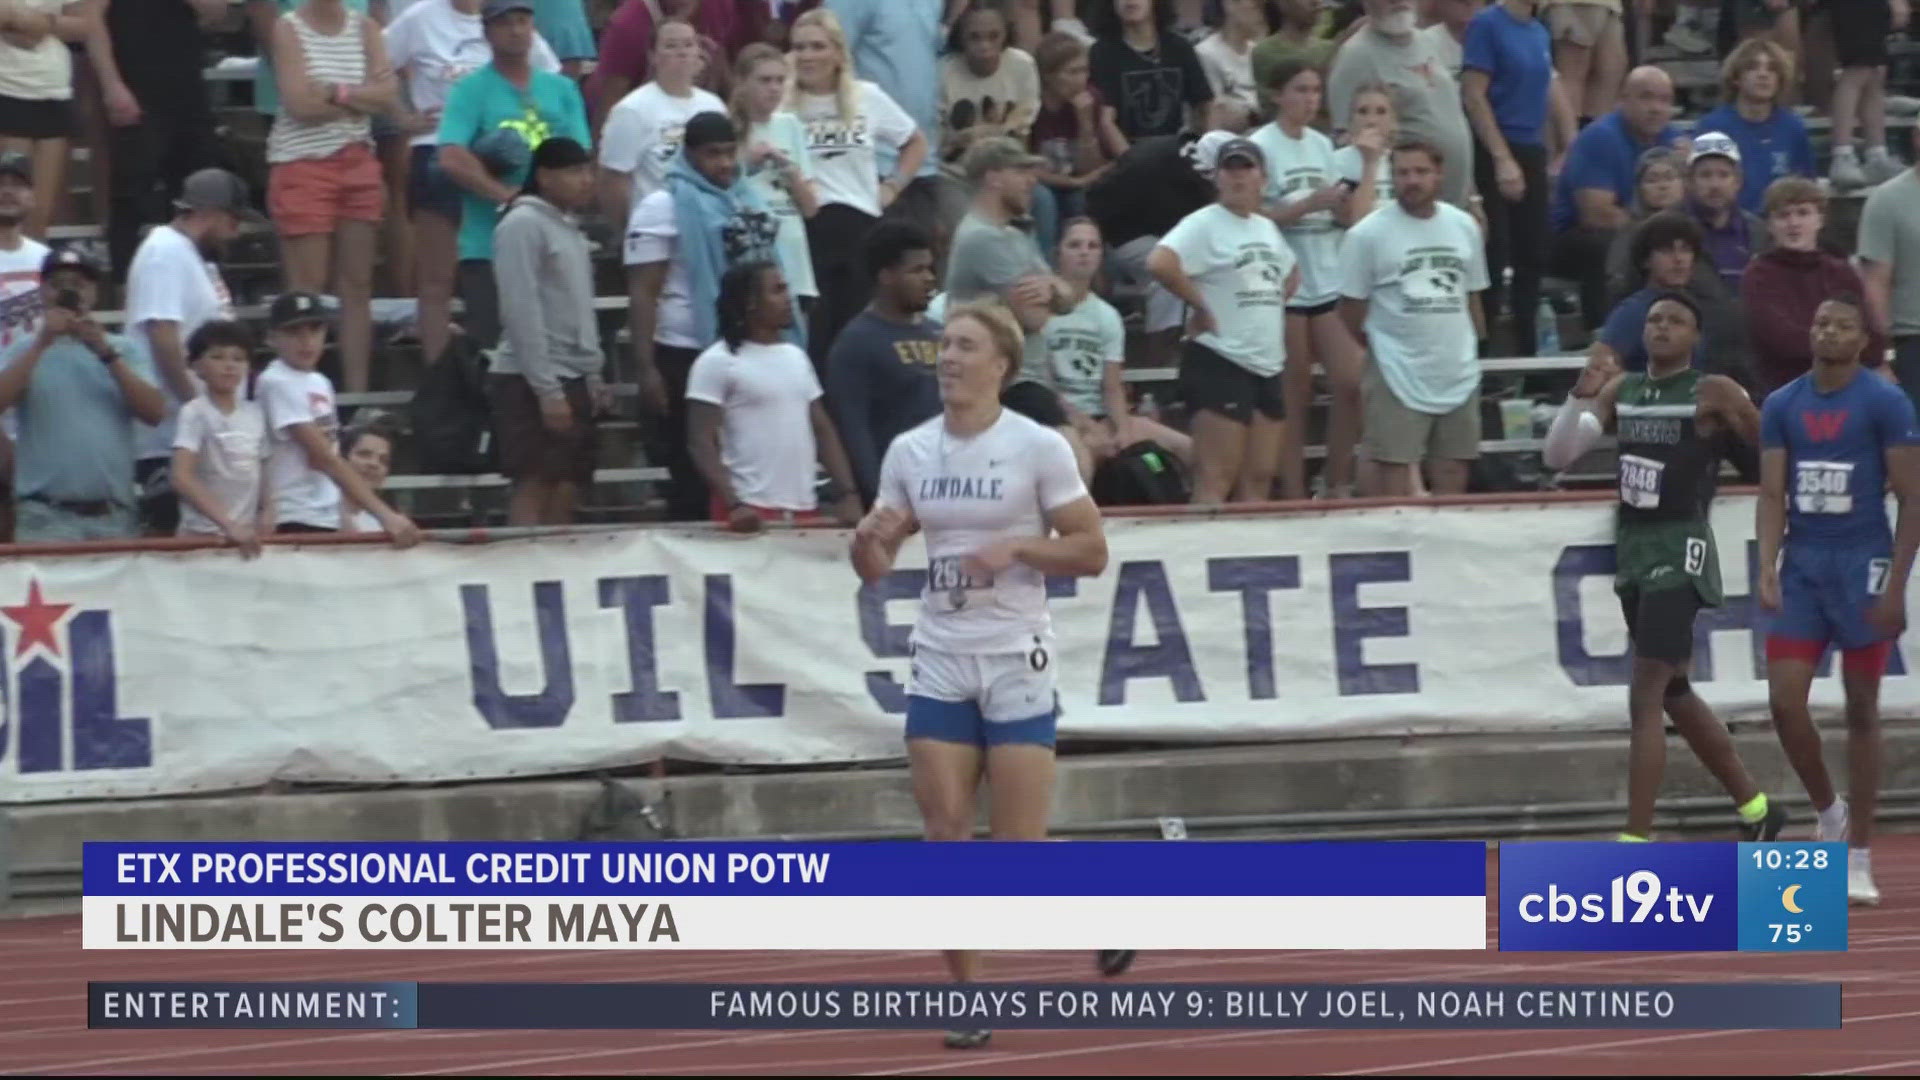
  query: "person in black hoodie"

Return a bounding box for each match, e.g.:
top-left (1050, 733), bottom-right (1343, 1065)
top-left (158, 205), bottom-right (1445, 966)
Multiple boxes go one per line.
top-left (1086, 128), bottom-right (1221, 370)
top-left (825, 221), bottom-right (943, 506)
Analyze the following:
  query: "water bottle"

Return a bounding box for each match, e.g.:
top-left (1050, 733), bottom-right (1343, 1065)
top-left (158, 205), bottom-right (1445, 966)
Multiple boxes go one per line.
top-left (1536, 297), bottom-right (1561, 356)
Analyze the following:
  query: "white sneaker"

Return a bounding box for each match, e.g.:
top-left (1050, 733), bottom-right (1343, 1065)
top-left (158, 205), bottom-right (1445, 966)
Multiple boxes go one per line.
top-left (1815, 800), bottom-right (1850, 842)
top-left (1865, 149), bottom-right (1906, 185)
top-left (1664, 24), bottom-right (1713, 54)
top-left (1831, 152), bottom-right (1868, 190)
top-left (1850, 850), bottom-right (1882, 907)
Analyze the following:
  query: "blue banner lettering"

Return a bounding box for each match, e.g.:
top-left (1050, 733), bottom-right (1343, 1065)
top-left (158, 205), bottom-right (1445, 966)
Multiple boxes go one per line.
top-left (1554, 544), bottom-right (1630, 687)
top-left (1207, 556), bottom-right (1300, 700)
top-left (601, 576), bottom-right (681, 722)
top-left (704, 575), bottom-right (784, 719)
top-left (69, 610), bottom-right (151, 770)
top-left (1330, 552), bottom-right (1418, 695)
top-left (462, 582), bottom-right (574, 730)
top-left (1099, 561), bottom-right (1204, 705)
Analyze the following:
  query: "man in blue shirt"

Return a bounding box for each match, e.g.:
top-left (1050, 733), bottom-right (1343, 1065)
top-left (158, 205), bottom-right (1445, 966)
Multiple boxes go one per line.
top-left (0, 249), bottom-right (167, 542)
top-left (1549, 66), bottom-right (1681, 332)
top-left (1758, 294), bottom-right (1920, 909)
top-left (438, 0), bottom-right (591, 349)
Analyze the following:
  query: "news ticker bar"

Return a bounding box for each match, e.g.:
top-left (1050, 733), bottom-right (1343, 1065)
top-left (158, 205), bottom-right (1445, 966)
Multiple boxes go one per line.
top-left (85, 982), bottom-right (1842, 1031)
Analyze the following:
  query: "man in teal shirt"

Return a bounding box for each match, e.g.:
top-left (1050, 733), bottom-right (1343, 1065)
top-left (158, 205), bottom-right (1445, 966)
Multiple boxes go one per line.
top-left (438, 0), bottom-right (589, 347)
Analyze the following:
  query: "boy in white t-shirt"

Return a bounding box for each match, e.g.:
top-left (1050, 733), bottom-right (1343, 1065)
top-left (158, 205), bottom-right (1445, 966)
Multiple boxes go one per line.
top-left (686, 261), bottom-right (861, 532)
top-left (172, 320), bottom-right (270, 556)
top-left (255, 292), bottom-right (421, 546)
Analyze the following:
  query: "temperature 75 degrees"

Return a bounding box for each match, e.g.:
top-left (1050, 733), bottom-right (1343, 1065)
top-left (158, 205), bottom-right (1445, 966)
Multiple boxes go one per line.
top-left (1769, 923), bottom-right (1815, 944)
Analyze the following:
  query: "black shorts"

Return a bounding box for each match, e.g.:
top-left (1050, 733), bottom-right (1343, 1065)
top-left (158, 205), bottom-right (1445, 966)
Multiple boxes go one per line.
top-left (1618, 585), bottom-right (1702, 666)
top-left (408, 144), bottom-right (463, 222)
top-left (488, 373), bottom-right (598, 484)
top-left (1002, 379), bottom-right (1070, 428)
top-left (1287, 299), bottom-right (1339, 318)
top-left (1831, 0), bottom-right (1891, 67)
top-left (1179, 339), bottom-right (1285, 424)
top-left (0, 94), bottom-right (74, 141)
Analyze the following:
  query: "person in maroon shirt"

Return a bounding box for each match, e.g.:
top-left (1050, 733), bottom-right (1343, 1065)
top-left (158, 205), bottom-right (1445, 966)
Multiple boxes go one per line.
top-left (1742, 176), bottom-right (1888, 396)
top-left (1029, 31), bottom-right (1128, 257)
top-left (588, 0), bottom-right (748, 132)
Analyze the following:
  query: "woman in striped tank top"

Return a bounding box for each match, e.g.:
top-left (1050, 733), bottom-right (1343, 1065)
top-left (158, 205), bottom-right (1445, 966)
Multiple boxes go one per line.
top-left (268, 0), bottom-right (398, 394)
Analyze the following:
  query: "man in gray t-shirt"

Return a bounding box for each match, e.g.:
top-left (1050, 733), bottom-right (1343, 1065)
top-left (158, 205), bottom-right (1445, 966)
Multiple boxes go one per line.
top-left (942, 137), bottom-right (1074, 334)
top-left (1860, 127), bottom-right (1920, 415)
top-left (1328, 0), bottom-right (1476, 209)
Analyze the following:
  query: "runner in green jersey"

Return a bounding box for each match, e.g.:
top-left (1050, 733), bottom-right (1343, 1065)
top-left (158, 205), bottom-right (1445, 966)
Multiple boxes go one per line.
top-left (1544, 291), bottom-right (1787, 843)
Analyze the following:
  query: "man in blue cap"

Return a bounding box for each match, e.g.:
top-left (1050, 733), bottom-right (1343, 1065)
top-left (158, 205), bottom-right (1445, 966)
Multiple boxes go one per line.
top-left (437, 0), bottom-right (591, 348)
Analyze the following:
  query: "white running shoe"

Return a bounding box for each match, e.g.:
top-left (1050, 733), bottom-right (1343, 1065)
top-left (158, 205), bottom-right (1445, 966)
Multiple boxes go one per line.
top-left (1849, 849), bottom-right (1881, 907)
top-left (1831, 151), bottom-right (1868, 191)
top-left (1865, 149), bottom-right (1907, 185)
top-left (1814, 800), bottom-right (1850, 842)
top-left (1664, 23), bottom-right (1713, 54)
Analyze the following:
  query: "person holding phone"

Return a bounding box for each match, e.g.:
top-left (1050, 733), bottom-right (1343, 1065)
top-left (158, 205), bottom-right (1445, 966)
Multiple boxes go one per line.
top-left (0, 248), bottom-right (166, 542)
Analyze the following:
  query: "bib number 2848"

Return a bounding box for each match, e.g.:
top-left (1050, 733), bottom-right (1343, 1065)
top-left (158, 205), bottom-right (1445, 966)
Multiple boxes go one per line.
top-left (1619, 454), bottom-right (1665, 509)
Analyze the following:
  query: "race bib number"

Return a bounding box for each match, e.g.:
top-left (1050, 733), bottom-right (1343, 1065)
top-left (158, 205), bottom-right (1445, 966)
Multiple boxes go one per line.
top-left (928, 556), bottom-right (989, 612)
top-left (1618, 454), bottom-right (1665, 509)
top-left (1795, 460), bottom-right (1854, 514)
top-left (1868, 557), bottom-right (1892, 597)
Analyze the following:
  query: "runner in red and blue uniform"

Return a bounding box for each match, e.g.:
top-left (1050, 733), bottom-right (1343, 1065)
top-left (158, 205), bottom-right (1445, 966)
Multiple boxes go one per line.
top-left (1757, 294), bottom-right (1920, 907)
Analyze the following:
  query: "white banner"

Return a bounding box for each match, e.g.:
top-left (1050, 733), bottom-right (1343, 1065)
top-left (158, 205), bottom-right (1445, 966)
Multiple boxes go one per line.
top-left (3, 496), bottom-right (1912, 803)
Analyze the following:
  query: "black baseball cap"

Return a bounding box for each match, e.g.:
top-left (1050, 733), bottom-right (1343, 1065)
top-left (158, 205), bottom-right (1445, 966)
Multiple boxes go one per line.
top-left (269, 291), bottom-right (331, 330)
top-left (0, 151), bottom-right (29, 183)
top-left (41, 247), bottom-right (104, 280)
top-left (683, 111), bottom-right (737, 150)
top-left (1215, 137), bottom-right (1265, 171)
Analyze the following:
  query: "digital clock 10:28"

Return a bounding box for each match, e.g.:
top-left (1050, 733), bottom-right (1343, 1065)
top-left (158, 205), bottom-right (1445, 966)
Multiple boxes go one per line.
top-left (1750, 848), bottom-right (1830, 872)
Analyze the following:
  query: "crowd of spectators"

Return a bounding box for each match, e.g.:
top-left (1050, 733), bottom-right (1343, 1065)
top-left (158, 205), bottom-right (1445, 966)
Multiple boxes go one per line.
top-left (0, 0), bottom-right (1916, 544)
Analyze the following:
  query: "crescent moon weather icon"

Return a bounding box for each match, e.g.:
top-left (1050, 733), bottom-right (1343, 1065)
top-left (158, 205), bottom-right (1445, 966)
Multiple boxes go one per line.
top-left (1782, 884), bottom-right (1804, 914)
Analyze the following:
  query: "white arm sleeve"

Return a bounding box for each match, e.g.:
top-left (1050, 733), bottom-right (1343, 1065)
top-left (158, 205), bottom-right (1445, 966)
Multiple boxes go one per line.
top-left (1542, 396), bottom-right (1605, 472)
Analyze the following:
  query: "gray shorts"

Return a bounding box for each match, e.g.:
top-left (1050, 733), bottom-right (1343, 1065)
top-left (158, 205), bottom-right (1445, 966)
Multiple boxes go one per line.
top-left (1362, 363), bottom-right (1482, 464)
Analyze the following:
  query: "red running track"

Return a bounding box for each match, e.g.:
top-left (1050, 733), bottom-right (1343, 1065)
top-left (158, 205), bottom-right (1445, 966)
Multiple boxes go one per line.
top-left (3, 838), bottom-right (1917, 1076)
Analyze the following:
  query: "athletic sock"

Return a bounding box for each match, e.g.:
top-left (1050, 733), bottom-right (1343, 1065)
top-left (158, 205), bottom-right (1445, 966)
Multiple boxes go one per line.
top-left (1818, 800), bottom-right (1849, 839)
top-left (1736, 793), bottom-right (1769, 825)
top-left (1617, 832), bottom-right (1650, 842)
top-left (1850, 847), bottom-right (1872, 873)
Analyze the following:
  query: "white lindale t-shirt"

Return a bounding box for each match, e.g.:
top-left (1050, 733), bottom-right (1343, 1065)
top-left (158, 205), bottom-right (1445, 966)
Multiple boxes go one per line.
top-left (791, 80), bottom-right (917, 218)
top-left (1339, 199), bottom-right (1489, 414)
top-left (1024, 292), bottom-right (1125, 418)
top-left (385, 0), bottom-right (560, 149)
top-left (1250, 121), bottom-right (1344, 308)
top-left (1157, 202), bottom-right (1295, 376)
top-left (126, 224), bottom-right (234, 460)
top-left (172, 396), bottom-right (269, 536)
top-left (875, 409), bottom-right (1088, 656)
top-left (684, 338), bottom-right (824, 511)
top-left (1333, 143), bottom-right (1393, 208)
top-left (256, 358), bottom-right (343, 529)
top-left (623, 190), bottom-right (698, 348)
top-left (600, 81), bottom-right (727, 207)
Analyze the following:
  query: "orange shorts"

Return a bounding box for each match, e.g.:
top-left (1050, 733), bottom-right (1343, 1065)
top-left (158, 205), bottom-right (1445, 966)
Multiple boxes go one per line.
top-left (268, 142), bottom-right (385, 237)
